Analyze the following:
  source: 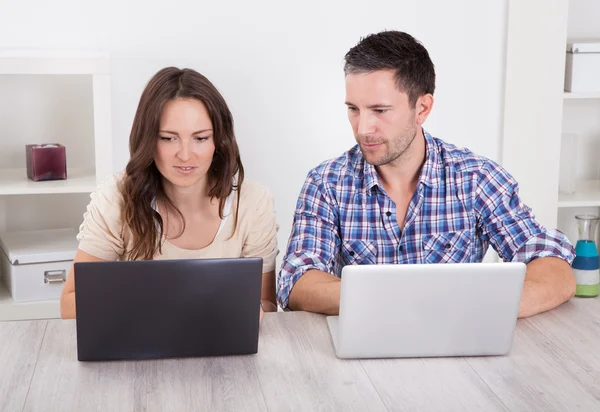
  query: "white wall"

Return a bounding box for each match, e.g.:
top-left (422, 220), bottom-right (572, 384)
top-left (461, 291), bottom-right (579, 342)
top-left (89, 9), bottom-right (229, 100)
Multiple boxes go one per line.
top-left (501, 0), bottom-right (569, 230)
top-left (0, 0), bottom-right (508, 267)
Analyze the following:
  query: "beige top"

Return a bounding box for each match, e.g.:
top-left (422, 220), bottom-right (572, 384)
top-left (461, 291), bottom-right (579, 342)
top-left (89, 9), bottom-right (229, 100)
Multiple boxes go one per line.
top-left (77, 173), bottom-right (278, 273)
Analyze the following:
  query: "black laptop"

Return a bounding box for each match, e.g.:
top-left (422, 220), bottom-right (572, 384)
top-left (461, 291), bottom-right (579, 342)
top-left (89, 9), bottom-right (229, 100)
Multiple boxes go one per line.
top-left (74, 257), bottom-right (263, 361)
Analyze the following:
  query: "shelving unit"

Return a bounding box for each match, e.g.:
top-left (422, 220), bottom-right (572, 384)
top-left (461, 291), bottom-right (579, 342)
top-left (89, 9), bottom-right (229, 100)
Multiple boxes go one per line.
top-left (0, 168), bottom-right (97, 196)
top-left (0, 284), bottom-right (59, 321)
top-left (558, 180), bottom-right (600, 208)
top-left (0, 50), bottom-right (112, 321)
top-left (564, 91), bottom-right (600, 100)
top-left (556, 0), bottom-right (600, 249)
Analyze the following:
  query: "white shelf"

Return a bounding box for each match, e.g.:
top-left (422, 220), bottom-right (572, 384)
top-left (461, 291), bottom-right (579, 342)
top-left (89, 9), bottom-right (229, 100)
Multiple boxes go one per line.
top-left (0, 168), bottom-right (97, 195)
top-left (0, 52), bottom-right (111, 321)
top-left (558, 180), bottom-right (600, 208)
top-left (0, 283), bottom-right (60, 321)
top-left (563, 91), bottom-right (600, 100)
top-left (0, 49), bottom-right (109, 75)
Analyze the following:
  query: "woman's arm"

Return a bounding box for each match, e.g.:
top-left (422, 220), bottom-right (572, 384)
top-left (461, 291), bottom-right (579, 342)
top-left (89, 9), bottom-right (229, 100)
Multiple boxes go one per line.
top-left (261, 270), bottom-right (277, 312)
top-left (60, 249), bottom-right (106, 319)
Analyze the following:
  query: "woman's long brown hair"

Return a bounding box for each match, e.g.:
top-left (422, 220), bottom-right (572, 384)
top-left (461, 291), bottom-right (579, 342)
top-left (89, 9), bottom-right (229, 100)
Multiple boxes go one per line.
top-left (120, 67), bottom-right (244, 260)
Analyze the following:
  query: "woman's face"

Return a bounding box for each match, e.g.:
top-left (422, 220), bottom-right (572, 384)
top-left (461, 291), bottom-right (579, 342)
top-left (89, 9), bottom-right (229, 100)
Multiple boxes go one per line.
top-left (154, 98), bottom-right (216, 192)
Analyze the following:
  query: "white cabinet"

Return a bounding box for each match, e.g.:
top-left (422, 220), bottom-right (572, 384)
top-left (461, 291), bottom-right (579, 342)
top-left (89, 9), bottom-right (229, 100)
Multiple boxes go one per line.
top-left (0, 50), bottom-right (112, 321)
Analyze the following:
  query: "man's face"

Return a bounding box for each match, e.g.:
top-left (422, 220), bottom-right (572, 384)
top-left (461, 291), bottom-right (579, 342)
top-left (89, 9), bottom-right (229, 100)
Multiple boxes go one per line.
top-left (345, 69), bottom-right (418, 167)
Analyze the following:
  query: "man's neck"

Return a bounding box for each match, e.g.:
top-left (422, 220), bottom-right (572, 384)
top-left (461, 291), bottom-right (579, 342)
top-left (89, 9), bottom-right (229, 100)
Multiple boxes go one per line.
top-left (375, 128), bottom-right (426, 193)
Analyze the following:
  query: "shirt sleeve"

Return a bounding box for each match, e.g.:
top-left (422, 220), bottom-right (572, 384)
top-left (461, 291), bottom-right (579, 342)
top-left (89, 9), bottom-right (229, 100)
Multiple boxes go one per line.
top-left (241, 184), bottom-right (279, 273)
top-left (474, 160), bottom-right (575, 264)
top-left (277, 170), bottom-right (341, 309)
top-left (76, 175), bottom-right (125, 260)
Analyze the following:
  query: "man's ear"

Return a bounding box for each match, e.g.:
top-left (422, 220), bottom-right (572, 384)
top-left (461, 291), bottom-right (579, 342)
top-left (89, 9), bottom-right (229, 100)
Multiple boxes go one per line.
top-left (415, 94), bottom-right (434, 125)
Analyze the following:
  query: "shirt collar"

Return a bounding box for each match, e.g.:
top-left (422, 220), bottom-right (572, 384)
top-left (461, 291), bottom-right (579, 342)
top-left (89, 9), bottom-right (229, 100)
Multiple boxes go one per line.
top-left (357, 128), bottom-right (441, 193)
top-left (419, 129), bottom-right (441, 188)
top-left (362, 156), bottom-right (380, 193)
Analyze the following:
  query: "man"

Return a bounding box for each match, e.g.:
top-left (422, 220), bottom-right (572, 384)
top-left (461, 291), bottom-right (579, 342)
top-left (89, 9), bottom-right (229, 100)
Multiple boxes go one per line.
top-left (277, 30), bottom-right (575, 318)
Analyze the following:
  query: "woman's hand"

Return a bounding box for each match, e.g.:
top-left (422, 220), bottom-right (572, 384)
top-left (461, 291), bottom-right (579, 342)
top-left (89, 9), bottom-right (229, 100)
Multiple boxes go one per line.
top-left (259, 300), bottom-right (277, 322)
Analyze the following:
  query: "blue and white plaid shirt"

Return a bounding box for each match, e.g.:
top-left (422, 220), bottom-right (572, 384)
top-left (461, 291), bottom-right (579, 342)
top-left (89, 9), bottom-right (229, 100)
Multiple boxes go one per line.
top-left (277, 130), bottom-right (575, 308)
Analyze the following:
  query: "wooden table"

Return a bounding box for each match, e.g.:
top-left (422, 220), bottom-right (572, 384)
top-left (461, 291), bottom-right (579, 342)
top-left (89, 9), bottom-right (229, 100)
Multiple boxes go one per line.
top-left (1, 297), bottom-right (599, 412)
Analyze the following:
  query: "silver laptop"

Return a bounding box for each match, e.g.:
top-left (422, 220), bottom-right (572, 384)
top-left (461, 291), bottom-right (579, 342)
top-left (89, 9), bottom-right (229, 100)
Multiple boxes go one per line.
top-left (327, 262), bottom-right (526, 359)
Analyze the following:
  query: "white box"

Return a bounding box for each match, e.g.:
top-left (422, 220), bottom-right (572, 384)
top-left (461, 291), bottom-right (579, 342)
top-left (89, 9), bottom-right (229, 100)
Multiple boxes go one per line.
top-left (565, 40), bottom-right (600, 93)
top-left (0, 228), bottom-right (78, 302)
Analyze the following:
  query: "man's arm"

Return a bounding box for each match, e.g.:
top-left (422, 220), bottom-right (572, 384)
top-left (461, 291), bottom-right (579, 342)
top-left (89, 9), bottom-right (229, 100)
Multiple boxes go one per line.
top-left (474, 160), bottom-right (576, 318)
top-left (519, 256), bottom-right (576, 318)
top-left (288, 270), bottom-right (341, 315)
top-left (277, 170), bottom-right (341, 313)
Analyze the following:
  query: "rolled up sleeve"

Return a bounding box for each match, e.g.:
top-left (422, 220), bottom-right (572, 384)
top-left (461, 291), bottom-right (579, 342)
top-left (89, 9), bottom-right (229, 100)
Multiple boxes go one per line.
top-left (277, 171), bottom-right (340, 308)
top-left (474, 160), bottom-right (575, 265)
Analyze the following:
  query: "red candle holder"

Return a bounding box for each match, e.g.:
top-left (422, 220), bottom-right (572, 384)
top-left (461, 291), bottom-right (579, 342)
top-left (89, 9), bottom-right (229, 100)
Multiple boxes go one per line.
top-left (26, 144), bottom-right (67, 181)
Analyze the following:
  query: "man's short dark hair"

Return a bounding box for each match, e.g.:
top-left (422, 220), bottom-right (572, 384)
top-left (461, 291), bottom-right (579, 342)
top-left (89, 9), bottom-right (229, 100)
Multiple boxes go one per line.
top-left (344, 31), bottom-right (436, 107)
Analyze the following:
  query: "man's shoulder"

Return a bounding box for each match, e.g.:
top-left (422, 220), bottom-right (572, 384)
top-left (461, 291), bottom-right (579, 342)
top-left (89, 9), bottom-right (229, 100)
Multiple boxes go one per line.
top-left (432, 136), bottom-right (498, 175)
top-left (430, 135), bottom-right (517, 192)
top-left (308, 145), bottom-right (364, 185)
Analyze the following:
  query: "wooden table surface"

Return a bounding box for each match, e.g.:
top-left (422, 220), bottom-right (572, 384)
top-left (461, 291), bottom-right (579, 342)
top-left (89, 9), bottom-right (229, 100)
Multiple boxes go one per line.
top-left (1, 296), bottom-right (599, 412)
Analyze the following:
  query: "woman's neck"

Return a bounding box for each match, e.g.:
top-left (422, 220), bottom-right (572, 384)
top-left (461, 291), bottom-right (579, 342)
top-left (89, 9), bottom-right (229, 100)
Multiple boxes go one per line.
top-left (161, 177), bottom-right (214, 214)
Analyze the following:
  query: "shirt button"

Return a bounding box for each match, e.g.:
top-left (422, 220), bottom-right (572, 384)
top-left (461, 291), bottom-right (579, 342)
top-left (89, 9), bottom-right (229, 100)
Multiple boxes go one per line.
top-left (349, 251), bottom-right (355, 256)
top-left (445, 243), bottom-right (451, 249)
top-left (386, 211), bottom-right (392, 217)
top-left (398, 245), bottom-right (403, 252)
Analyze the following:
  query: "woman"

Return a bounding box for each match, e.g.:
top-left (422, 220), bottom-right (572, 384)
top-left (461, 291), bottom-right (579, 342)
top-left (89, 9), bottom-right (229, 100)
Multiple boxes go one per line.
top-left (60, 67), bottom-right (278, 319)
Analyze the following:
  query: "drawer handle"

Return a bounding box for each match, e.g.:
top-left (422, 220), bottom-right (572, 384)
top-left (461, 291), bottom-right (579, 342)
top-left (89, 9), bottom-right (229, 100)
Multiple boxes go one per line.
top-left (44, 270), bottom-right (66, 284)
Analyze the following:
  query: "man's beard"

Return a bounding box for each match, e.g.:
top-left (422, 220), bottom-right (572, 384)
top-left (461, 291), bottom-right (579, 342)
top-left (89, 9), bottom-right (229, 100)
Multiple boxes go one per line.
top-left (359, 124), bottom-right (418, 167)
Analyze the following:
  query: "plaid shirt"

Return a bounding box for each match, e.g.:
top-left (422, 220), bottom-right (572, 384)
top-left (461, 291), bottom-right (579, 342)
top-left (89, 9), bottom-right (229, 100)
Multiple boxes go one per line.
top-left (277, 130), bottom-right (575, 308)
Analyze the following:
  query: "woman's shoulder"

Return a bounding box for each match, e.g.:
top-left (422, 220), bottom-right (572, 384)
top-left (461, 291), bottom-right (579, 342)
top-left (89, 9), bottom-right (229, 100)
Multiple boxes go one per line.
top-left (238, 178), bottom-right (274, 205)
top-left (233, 179), bottom-right (278, 248)
top-left (77, 171), bottom-right (128, 259)
top-left (89, 171), bottom-right (126, 210)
